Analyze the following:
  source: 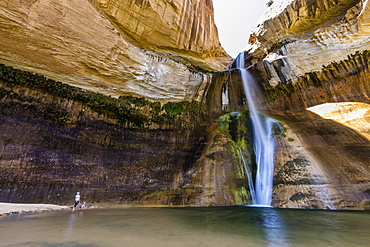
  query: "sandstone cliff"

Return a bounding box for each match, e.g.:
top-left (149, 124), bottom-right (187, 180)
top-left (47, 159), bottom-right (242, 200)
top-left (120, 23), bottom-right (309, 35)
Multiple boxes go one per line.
top-left (0, 64), bottom-right (246, 206)
top-left (2, 0), bottom-right (369, 210)
top-left (96, 0), bottom-right (226, 63)
top-left (240, 0), bottom-right (370, 209)
top-left (0, 0), bottom-right (230, 102)
top-left (247, 0), bottom-right (369, 94)
top-left (0, 0), bottom-right (244, 207)
top-left (204, 0), bottom-right (370, 209)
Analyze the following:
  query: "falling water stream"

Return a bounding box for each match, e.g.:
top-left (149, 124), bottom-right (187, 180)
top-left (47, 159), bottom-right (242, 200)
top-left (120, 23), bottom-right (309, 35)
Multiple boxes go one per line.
top-left (236, 52), bottom-right (278, 207)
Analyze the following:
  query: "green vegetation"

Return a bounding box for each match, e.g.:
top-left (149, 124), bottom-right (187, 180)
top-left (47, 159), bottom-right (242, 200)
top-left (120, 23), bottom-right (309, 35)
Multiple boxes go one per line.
top-left (218, 112), bottom-right (253, 160)
top-left (0, 87), bottom-right (70, 126)
top-left (217, 112), bottom-right (254, 204)
top-left (0, 64), bottom-right (206, 128)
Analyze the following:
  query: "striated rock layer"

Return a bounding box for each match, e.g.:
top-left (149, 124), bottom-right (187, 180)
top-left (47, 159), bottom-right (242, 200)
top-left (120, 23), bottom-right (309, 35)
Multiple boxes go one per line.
top-left (2, 0), bottom-right (369, 210)
top-left (0, 65), bottom-right (246, 206)
top-left (0, 0), bottom-right (230, 102)
top-left (247, 0), bottom-right (370, 98)
top-left (0, 0), bottom-right (240, 207)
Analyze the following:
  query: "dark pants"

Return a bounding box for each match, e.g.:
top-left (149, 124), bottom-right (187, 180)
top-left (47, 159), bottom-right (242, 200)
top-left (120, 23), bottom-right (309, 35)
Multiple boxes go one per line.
top-left (74, 200), bottom-right (80, 207)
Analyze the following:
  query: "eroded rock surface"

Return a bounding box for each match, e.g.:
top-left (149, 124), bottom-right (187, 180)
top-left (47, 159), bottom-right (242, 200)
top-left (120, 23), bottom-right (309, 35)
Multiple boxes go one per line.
top-left (215, 0), bottom-right (370, 209)
top-left (245, 0), bottom-right (370, 102)
top-left (0, 76), bottom-right (208, 205)
top-left (0, 0), bottom-right (230, 102)
top-left (96, 0), bottom-right (227, 64)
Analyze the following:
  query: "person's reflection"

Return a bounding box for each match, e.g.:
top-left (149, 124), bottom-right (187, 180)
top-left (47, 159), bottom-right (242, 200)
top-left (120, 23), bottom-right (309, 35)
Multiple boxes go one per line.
top-left (63, 211), bottom-right (84, 244)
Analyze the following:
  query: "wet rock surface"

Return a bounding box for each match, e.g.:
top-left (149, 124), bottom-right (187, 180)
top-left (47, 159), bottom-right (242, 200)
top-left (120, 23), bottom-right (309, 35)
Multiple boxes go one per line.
top-left (0, 111), bottom-right (207, 205)
top-left (0, 66), bottom-right (245, 206)
top-left (0, 73), bottom-right (206, 205)
top-left (214, 0), bottom-right (370, 209)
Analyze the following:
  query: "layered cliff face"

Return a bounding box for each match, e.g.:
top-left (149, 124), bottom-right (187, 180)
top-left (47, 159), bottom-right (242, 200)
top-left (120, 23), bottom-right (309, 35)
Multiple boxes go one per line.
top-left (0, 0), bottom-right (243, 206)
top-left (206, 0), bottom-right (370, 209)
top-left (238, 0), bottom-right (370, 209)
top-left (0, 0), bottom-right (230, 102)
top-left (247, 0), bottom-right (369, 97)
top-left (2, 0), bottom-right (369, 210)
top-left (0, 65), bottom-right (247, 206)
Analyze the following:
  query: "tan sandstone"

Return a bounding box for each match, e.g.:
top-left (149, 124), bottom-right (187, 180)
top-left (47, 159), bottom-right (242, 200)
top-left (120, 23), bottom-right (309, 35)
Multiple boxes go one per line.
top-left (247, 0), bottom-right (369, 86)
top-left (0, 0), bottom-right (230, 102)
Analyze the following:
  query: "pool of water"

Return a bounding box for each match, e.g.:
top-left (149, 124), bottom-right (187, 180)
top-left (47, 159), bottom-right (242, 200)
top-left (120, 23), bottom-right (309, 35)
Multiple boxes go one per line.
top-left (0, 207), bottom-right (369, 246)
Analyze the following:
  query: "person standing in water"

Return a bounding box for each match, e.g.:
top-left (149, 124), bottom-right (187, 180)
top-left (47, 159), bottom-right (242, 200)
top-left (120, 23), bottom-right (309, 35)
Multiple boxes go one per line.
top-left (73, 192), bottom-right (81, 209)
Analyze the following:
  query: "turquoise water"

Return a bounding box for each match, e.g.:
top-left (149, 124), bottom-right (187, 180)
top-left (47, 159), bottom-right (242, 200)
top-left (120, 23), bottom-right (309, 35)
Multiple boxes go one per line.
top-left (0, 207), bottom-right (369, 246)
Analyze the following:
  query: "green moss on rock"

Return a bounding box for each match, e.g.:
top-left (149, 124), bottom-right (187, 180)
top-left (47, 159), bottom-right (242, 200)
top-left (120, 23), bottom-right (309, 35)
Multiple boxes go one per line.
top-left (0, 64), bottom-right (206, 129)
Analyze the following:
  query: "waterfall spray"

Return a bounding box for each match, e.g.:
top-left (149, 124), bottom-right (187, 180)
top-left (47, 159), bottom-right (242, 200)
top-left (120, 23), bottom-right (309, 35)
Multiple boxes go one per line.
top-left (236, 52), bottom-right (277, 206)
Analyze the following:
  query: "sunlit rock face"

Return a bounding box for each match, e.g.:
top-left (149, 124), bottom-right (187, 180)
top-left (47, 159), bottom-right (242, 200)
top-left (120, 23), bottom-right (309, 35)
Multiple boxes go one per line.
top-left (0, 0), bottom-right (230, 102)
top-left (246, 0), bottom-right (370, 106)
top-left (273, 123), bottom-right (338, 209)
top-left (240, 0), bottom-right (370, 209)
top-left (248, 0), bottom-right (367, 74)
top-left (96, 0), bottom-right (228, 69)
top-left (308, 102), bottom-right (370, 141)
top-left (272, 110), bottom-right (370, 210)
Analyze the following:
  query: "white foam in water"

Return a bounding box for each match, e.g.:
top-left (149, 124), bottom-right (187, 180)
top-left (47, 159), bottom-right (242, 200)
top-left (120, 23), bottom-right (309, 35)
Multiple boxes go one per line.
top-left (245, 204), bottom-right (274, 208)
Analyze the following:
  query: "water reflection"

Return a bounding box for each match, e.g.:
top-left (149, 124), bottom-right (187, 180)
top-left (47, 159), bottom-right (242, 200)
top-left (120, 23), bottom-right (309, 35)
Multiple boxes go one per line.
top-left (0, 207), bottom-right (370, 247)
top-left (63, 211), bottom-right (83, 244)
top-left (258, 208), bottom-right (288, 247)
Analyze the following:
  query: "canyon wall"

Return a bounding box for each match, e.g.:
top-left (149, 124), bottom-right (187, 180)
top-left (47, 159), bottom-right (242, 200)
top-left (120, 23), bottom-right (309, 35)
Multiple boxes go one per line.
top-left (205, 0), bottom-right (370, 209)
top-left (237, 0), bottom-right (370, 209)
top-left (2, 0), bottom-right (369, 210)
top-left (0, 65), bottom-right (247, 206)
top-left (246, 0), bottom-right (370, 105)
top-left (95, 0), bottom-right (225, 62)
top-left (0, 0), bottom-right (244, 206)
top-left (0, 0), bottom-right (230, 102)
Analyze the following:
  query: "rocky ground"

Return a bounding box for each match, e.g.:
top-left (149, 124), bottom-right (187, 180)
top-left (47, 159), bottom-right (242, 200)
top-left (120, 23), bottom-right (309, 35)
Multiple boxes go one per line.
top-left (0, 203), bottom-right (70, 216)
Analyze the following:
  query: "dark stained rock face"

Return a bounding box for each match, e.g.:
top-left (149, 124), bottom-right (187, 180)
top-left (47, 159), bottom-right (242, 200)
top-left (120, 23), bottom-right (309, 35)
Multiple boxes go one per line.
top-left (0, 86), bottom-right (202, 205)
top-left (0, 65), bottom-right (245, 206)
top-left (0, 114), bottom-right (204, 205)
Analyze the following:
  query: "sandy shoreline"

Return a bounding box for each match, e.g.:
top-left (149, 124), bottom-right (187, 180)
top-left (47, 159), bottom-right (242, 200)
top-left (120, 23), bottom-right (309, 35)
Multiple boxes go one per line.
top-left (0, 202), bottom-right (70, 216)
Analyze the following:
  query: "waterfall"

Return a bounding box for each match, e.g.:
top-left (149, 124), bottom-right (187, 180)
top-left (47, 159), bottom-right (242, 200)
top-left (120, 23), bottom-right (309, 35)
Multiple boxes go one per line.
top-left (236, 52), bottom-right (277, 206)
top-left (238, 147), bottom-right (256, 203)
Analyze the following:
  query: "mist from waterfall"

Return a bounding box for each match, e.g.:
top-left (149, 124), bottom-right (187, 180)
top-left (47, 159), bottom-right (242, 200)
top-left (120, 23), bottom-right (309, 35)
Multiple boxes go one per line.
top-left (236, 52), bottom-right (277, 206)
